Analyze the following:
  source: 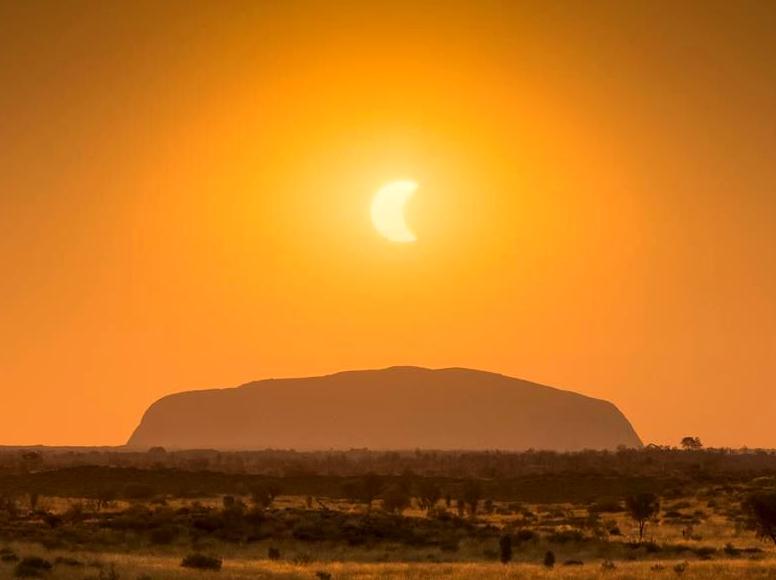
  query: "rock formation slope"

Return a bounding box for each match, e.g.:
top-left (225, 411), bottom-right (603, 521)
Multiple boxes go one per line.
top-left (127, 367), bottom-right (641, 450)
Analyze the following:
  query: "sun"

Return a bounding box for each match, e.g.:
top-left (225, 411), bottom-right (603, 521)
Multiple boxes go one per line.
top-left (370, 180), bottom-right (417, 243)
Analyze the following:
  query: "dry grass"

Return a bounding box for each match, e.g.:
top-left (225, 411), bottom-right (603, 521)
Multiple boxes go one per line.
top-left (2, 491), bottom-right (774, 578)
top-left (3, 552), bottom-right (776, 579)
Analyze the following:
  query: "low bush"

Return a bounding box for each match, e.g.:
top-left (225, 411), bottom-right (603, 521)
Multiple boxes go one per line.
top-left (180, 553), bottom-right (222, 571)
top-left (14, 557), bottom-right (52, 578)
top-left (53, 556), bottom-right (83, 567)
top-left (547, 529), bottom-right (585, 543)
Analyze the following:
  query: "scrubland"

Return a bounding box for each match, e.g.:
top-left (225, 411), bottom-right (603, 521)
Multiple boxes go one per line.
top-left (1, 447), bottom-right (775, 578)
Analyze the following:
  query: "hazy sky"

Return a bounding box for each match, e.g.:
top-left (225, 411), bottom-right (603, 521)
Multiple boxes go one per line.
top-left (1, 1), bottom-right (775, 447)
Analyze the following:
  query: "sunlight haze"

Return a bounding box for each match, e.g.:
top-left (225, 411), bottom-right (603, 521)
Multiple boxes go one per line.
top-left (1, 0), bottom-right (775, 447)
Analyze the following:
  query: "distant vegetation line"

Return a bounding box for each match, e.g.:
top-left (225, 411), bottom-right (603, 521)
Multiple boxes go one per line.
top-left (2, 447), bottom-right (776, 504)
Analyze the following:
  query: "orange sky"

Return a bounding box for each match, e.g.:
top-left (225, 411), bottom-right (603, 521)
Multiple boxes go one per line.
top-left (1, 1), bottom-right (775, 447)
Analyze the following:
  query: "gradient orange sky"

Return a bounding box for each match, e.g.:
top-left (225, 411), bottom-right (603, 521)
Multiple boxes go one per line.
top-left (2, 1), bottom-right (775, 447)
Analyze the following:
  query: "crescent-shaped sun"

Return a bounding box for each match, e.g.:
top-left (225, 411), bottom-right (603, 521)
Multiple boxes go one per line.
top-left (371, 180), bottom-right (417, 243)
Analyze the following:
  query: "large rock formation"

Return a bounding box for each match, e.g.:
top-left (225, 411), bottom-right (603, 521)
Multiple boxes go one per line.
top-left (127, 367), bottom-right (641, 450)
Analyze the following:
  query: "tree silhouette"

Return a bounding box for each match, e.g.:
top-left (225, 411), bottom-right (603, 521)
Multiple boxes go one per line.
top-left (382, 484), bottom-right (411, 514)
top-left (251, 484), bottom-right (281, 509)
top-left (416, 480), bottom-right (442, 512)
top-left (626, 493), bottom-right (660, 542)
top-left (359, 473), bottom-right (383, 509)
top-left (746, 493), bottom-right (776, 545)
top-left (499, 534), bottom-right (512, 564)
top-left (680, 437), bottom-right (703, 450)
top-left (463, 480), bottom-right (483, 516)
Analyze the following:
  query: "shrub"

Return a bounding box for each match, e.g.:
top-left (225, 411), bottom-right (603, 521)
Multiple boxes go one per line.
top-left (462, 480), bottom-right (483, 516)
top-left (382, 485), bottom-right (411, 514)
top-left (53, 557), bottom-right (83, 567)
top-left (589, 498), bottom-right (624, 513)
top-left (416, 480), bottom-right (442, 512)
top-left (150, 526), bottom-right (177, 545)
top-left (292, 553), bottom-right (312, 565)
top-left (180, 554), bottom-right (222, 571)
top-left (601, 560), bottom-right (617, 571)
top-left (97, 564), bottom-right (120, 580)
top-left (548, 529), bottom-right (585, 543)
top-left (723, 543), bottom-right (741, 556)
top-left (250, 484), bottom-right (281, 510)
top-left (14, 557), bottom-right (52, 578)
top-left (673, 561), bottom-right (689, 574)
top-left (498, 535), bottom-right (512, 564)
top-left (745, 493), bottom-right (776, 545)
top-left (122, 483), bottom-right (155, 501)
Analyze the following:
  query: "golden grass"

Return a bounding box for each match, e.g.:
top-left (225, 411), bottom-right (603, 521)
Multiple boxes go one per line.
top-left (3, 553), bottom-right (776, 579)
top-left (3, 493), bottom-right (774, 578)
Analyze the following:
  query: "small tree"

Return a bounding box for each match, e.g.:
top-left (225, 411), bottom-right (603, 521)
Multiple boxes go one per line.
top-left (680, 437), bottom-right (703, 450)
top-left (463, 480), bottom-right (483, 516)
top-left (626, 493), bottom-right (660, 542)
top-left (484, 498), bottom-right (495, 514)
top-left (360, 473), bottom-right (383, 510)
top-left (382, 485), bottom-right (411, 514)
top-left (499, 534), bottom-right (512, 564)
top-left (95, 488), bottom-right (117, 512)
top-left (251, 484), bottom-right (281, 510)
top-left (416, 480), bottom-right (442, 513)
top-left (746, 493), bottom-right (776, 545)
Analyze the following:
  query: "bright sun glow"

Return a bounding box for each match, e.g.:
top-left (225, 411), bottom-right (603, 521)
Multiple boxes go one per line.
top-left (370, 180), bottom-right (418, 243)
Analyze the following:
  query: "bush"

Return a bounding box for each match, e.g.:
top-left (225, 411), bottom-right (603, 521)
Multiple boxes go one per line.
top-left (150, 526), bottom-right (178, 545)
top-left (382, 485), bottom-right (411, 514)
top-left (53, 557), bottom-right (83, 567)
top-left (14, 557), bottom-right (52, 578)
top-left (745, 493), bottom-right (776, 545)
top-left (547, 529), bottom-right (585, 543)
top-left (180, 554), bottom-right (222, 571)
top-left (123, 483), bottom-right (156, 501)
top-left (601, 560), bottom-right (617, 571)
top-left (498, 535), bottom-right (512, 564)
top-left (589, 499), bottom-right (624, 513)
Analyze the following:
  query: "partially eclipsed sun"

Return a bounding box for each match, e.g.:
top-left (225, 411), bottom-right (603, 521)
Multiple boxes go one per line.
top-left (371, 180), bottom-right (417, 243)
